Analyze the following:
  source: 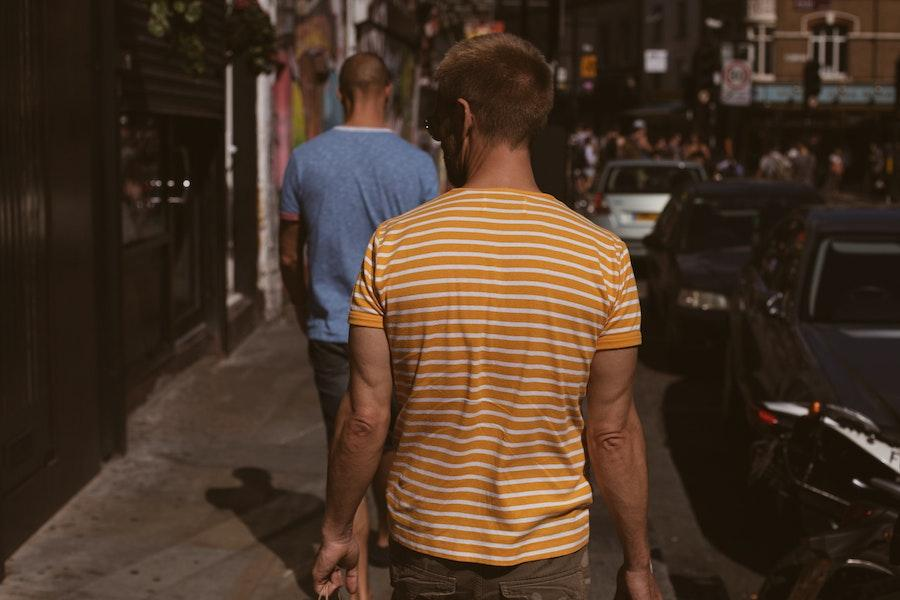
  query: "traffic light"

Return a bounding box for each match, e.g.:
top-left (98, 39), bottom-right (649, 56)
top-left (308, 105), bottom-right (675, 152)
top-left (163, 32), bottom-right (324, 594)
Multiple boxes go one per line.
top-left (693, 43), bottom-right (720, 95)
top-left (804, 59), bottom-right (821, 104)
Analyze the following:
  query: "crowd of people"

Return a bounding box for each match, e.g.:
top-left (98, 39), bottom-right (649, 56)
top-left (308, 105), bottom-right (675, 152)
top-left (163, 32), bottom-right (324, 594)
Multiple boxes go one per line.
top-left (568, 120), bottom-right (894, 199)
top-left (568, 120), bottom-right (720, 195)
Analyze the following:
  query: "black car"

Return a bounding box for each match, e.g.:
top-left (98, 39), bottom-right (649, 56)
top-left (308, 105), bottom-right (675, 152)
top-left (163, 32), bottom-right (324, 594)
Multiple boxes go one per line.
top-left (643, 180), bottom-right (820, 355)
top-left (725, 205), bottom-right (900, 443)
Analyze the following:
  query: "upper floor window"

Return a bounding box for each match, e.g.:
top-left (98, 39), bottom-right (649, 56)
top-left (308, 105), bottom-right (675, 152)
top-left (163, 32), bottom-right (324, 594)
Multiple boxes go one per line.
top-left (747, 23), bottom-right (774, 78)
top-left (810, 23), bottom-right (848, 77)
top-left (650, 5), bottom-right (664, 45)
top-left (620, 19), bottom-right (633, 63)
top-left (676, 1), bottom-right (687, 40)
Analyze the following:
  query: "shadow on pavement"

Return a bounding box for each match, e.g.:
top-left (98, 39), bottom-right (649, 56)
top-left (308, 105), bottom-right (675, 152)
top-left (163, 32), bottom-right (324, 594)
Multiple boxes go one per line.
top-left (660, 377), bottom-right (802, 575)
top-left (205, 467), bottom-right (325, 597)
top-left (669, 573), bottom-right (731, 600)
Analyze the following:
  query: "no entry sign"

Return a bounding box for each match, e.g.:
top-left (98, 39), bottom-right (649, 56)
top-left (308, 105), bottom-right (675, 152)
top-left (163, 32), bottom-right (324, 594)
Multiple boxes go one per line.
top-left (720, 59), bottom-right (753, 106)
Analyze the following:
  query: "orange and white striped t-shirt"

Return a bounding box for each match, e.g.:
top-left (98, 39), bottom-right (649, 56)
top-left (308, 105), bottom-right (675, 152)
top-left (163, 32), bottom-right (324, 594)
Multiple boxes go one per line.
top-left (348, 188), bottom-right (641, 566)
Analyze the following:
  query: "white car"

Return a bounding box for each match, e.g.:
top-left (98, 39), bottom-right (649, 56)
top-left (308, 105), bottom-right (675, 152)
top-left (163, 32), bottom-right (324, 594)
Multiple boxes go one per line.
top-left (590, 159), bottom-right (707, 256)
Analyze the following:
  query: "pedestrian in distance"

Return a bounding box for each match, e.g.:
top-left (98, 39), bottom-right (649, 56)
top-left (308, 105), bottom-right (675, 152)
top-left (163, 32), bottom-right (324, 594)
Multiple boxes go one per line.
top-left (312, 33), bottom-right (662, 600)
top-left (279, 52), bottom-right (439, 600)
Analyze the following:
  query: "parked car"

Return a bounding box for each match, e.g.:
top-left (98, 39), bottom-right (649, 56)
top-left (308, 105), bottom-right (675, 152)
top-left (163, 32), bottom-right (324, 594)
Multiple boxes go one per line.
top-left (587, 159), bottom-right (707, 256)
top-left (724, 205), bottom-right (900, 444)
top-left (643, 180), bottom-right (820, 355)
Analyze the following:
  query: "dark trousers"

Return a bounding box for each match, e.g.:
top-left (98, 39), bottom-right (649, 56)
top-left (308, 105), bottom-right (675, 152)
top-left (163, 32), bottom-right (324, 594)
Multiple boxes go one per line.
top-left (389, 541), bottom-right (588, 600)
top-left (307, 339), bottom-right (398, 447)
top-left (307, 340), bottom-right (350, 444)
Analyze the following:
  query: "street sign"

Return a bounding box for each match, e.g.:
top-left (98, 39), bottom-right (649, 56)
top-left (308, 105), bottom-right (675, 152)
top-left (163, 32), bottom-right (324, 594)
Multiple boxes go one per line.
top-left (794, 0), bottom-right (831, 9)
top-left (579, 54), bottom-right (598, 79)
top-left (747, 0), bottom-right (776, 21)
top-left (720, 59), bottom-right (753, 106)
top-left (644, 49), bottom-right (668, 74)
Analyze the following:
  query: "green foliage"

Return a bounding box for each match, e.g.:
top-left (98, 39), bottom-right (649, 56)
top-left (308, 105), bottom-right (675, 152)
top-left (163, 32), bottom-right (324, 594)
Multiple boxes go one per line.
top-left (225, 1), bottom-right (277, 75)
top-left (147, 0), bottom-right (207, 76)
top-left (147, 0), bottom-right (276, 77)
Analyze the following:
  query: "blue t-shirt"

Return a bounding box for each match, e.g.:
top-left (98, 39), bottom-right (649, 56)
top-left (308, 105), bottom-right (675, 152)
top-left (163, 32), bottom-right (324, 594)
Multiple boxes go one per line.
top-left (281, 126), bottom-right (439, 343)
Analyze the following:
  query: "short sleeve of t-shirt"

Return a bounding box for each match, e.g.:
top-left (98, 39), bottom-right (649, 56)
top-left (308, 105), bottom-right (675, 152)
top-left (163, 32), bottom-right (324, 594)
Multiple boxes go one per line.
top-left (348, 231), bottom-right (385, 329)
top-left (279, 153), bottom-right (301, 221)
top-left (596, 245), bottom-right (642, 350)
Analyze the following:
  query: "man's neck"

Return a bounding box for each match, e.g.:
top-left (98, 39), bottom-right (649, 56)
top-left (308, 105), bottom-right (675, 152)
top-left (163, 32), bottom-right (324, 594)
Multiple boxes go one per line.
top-left (463, 142), bottom-right (540, 192)
top-left (343, 102), bottom-right (388, 129)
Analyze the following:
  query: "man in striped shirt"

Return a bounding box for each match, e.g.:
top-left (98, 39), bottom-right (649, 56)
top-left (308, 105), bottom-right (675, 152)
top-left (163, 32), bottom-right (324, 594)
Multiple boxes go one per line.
top-left (313, 34), bottom-right (661, 600)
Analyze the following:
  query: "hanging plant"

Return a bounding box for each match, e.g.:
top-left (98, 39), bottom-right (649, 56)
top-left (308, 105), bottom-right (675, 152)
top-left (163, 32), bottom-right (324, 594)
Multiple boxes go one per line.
top-left (225, 0), bottom-right (277, 75)
top-left (147, 0), bottom-right (207, 76)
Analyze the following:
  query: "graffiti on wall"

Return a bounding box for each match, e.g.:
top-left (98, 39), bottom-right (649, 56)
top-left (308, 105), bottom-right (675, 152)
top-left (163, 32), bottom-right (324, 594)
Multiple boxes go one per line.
top-left (357, 0), bottom-right (418, 139)
top-left (272, 0), bottom-right (428, 187)
top-left (291, 0), bottom-right (344, 146)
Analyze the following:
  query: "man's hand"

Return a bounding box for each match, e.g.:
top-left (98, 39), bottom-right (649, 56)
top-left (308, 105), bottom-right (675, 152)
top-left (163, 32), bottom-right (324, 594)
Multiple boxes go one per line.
top-left (279, 218), bottom-right (309, 335)
top-left (294, 302), bottom-right (309, 337)
top-left (312, 534), bottom-right (360, 597)
top-left (614, 566), bottom-right (663, 600)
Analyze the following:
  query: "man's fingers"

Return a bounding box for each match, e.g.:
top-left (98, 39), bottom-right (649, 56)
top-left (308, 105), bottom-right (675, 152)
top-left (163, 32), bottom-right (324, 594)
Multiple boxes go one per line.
top-left (344, 564), bottom-right (359, 595)
top-left (311, 549), bottom-right (339, 597)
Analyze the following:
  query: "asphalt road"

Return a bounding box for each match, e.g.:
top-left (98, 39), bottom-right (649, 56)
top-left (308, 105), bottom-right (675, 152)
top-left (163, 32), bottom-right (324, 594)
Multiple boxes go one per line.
top-left (633, 273), bottom-right (804, 600)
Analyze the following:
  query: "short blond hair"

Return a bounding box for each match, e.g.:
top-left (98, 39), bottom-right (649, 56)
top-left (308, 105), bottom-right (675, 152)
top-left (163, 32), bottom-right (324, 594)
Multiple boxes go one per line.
top-left (339, 52), bottom-right (390, 100)
top-left (434, 33), bottom-right (553, 148)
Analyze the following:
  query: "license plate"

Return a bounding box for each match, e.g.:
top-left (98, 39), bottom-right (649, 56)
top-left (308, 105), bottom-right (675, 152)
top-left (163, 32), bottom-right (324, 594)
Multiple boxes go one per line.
top-left (634, 212), bottom-right (657, 222)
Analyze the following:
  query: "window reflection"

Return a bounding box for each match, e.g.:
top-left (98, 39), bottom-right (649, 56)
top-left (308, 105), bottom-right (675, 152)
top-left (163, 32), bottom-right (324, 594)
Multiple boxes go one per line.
top-left (120, 115), bottom-right (164, 244)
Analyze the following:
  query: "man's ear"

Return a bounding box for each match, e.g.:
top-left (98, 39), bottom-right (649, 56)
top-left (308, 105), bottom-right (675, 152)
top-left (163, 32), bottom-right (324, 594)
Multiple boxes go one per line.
top-left (457, 98), bottom-right (474, 138)
top-left (338, 89), bottom-right (351, 113)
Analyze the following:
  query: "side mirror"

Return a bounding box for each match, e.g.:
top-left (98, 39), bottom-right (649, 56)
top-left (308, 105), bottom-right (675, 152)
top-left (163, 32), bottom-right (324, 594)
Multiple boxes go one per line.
top-left (765, 292), bottom-right (786, 319)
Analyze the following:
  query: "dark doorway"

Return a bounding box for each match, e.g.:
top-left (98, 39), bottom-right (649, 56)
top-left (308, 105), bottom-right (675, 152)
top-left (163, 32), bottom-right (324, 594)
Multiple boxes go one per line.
top-left (119, 114), bottom-right (219, 383)
top-left (2, 0), bottom-right (103, 573)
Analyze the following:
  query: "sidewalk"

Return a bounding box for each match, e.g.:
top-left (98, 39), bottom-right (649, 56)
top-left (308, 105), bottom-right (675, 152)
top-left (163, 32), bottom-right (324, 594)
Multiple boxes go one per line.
top-left (0, 317), bottom-right (676, 600)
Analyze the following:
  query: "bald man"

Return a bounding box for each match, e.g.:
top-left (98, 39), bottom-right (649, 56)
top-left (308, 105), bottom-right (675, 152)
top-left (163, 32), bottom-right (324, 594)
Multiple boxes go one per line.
top-left (279, 53), bottom-right (438, 598)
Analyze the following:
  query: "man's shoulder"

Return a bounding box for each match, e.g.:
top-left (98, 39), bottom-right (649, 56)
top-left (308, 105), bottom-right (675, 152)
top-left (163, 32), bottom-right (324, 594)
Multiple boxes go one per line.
top-left (290, 129), bottom-right (343, 158)
top-left (380, 135), bottom-right (434, 167)
top-left (374, 192), bottom-right (447, 237)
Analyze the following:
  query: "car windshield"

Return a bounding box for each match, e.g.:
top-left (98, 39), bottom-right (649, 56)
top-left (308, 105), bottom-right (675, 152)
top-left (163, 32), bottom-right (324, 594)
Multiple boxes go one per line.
top-left (681, 199), bottom-right (764, 252)
top-left (807, 238), bottom-right (900, 324)
top-left (603, 165), bottom-right (702, 194)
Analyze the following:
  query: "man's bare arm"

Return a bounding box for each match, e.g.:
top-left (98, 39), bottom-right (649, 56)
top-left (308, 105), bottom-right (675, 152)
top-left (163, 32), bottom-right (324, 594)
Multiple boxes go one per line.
top-left (312, 326), bottom-right (392, 595)
top-left (585, 346), bottom-right (659, 598)
top-left (322, 326), bottom-right (392, 536)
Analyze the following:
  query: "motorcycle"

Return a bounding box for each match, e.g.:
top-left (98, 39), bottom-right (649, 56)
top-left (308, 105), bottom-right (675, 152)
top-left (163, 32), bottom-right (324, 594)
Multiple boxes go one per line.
top-left (754, 401), bottom-right (900, 598)
top-left (750, 400), bottom-right (900, 532)
top-left (758, 496), bottom-right (900, 599)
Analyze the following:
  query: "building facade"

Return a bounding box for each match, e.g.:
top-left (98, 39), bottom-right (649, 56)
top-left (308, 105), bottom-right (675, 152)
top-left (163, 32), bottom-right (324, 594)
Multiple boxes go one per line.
top-left (735, 0), bottom-right (899, 190)
top-left (641, 0), bottom-right (704, 105)
top-left (749, 0), bottom-right (898, 106)
top-left (1, 0), bottom-right (281, 576)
